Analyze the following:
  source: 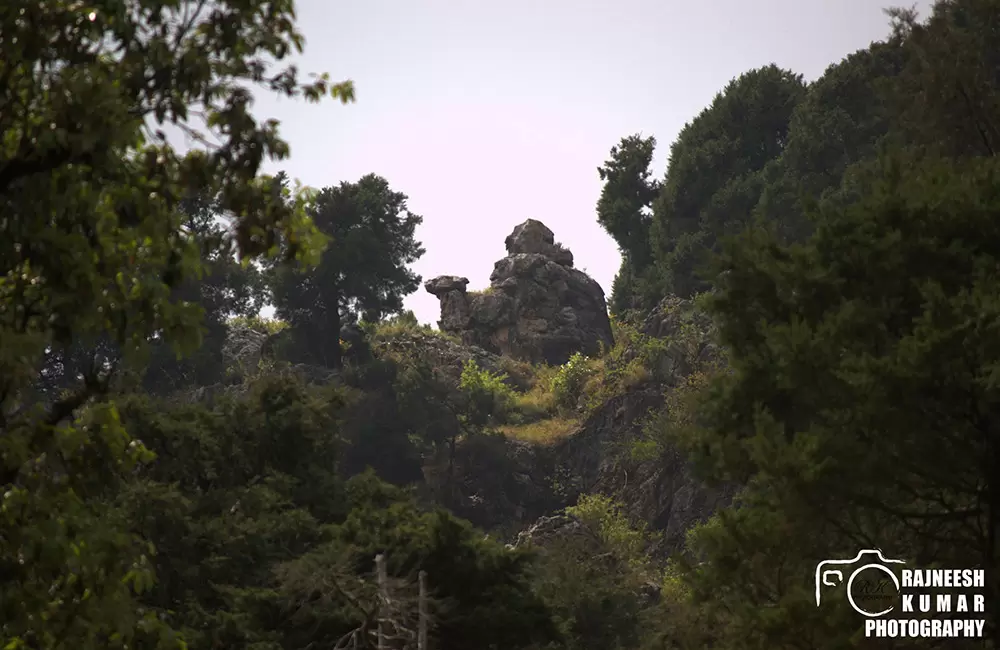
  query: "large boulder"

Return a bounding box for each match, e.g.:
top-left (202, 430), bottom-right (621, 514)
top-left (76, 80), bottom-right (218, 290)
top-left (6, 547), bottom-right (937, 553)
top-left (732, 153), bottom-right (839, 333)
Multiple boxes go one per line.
top-left (425, 219), bottom-right (613, 366)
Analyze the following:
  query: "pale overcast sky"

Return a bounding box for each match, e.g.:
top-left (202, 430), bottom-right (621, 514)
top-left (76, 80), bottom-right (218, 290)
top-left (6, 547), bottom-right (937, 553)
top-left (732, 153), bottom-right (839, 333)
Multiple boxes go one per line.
top-left (253, 0), bottom-right (933, 326)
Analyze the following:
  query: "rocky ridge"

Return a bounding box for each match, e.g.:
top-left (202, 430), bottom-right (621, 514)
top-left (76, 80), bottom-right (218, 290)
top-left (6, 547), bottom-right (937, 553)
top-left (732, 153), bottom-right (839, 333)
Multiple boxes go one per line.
top-left (219, 234), bottom-right (734, 561)
top-left (438, 293), bottom-right (735, 558)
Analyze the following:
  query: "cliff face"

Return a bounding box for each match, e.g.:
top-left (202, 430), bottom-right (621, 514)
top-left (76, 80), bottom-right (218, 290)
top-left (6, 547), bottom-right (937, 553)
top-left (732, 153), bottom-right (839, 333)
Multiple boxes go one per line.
top-left (425, 219), bottom-right (614, 366)
top-left (431, 294), bottom-right (734, 556)
top-left (551, 296), bottom-right (736, 556)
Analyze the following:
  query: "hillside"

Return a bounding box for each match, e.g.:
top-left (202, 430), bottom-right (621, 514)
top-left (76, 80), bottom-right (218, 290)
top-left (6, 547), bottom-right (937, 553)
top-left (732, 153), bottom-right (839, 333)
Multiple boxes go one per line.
top-left (4, 1), bottom-right (1000, 650)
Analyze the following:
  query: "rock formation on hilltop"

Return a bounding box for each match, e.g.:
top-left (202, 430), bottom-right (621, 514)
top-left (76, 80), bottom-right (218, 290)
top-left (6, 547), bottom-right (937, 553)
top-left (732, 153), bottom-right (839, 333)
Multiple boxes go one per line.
top-left (425, 219), bottom-right (614, 366)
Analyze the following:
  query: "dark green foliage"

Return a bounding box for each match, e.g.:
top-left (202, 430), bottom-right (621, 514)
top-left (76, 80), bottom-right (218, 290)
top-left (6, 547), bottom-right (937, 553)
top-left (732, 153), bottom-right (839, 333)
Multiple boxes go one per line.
top-left (755, 41), bottom-right (908, 241)
top-left (888, 0), bottom-right (1000, 158)
top-left (661, 156), bottom-right (1000, 648)
top-left (115, 372), bottom-right (344, 647)
top-left (594, 4), bottom-right (1000, 648)
top-left (334, 345), bottom-right (463, 487)
top-left (596, 135), bottom-right (660, 313)
top-left (143, 192), bottom-right (269, 394)
top-left (534, 495), bottom-right (657, 650)
top-left (337, 374), bottom-right (431, 486)
top-left (11, 1), bottom-right (1000, 649)
top-left (0, 0), bottom-right (350, 646)
top-left (274, 471), bottom-right (560, 650)
top-left (270, 175), bottom-right (425, 369)
top-left (604, 0), bottom-right (1000, 310)
top-left (648, 65), bottom-right (806, 300)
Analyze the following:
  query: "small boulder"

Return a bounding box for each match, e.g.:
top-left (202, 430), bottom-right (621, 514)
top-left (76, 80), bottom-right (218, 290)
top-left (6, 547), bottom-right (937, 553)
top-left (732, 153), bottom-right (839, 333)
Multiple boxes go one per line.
top-left (424, 275), bottom-right (470, 296)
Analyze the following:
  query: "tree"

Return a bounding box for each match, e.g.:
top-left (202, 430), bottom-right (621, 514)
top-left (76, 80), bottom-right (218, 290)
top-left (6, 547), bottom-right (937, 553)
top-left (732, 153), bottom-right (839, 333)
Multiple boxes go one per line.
top-left (755, 40), bottom-right (908, 242)
top-left (596, 134), bottom-right (660, 314)
top-left (0, 0), bottom-right (353, 646)
top-left (533, 495), bottom-right (658, 650)
top-left (142, 191), bottom-right (269, 394)
top-left (663, 154), bottom-right (1000, 649)
top-left (648, 65), bottom-right (806, 301)
top-left (273, 471), bottom-right (560, 650)
top-left (270, 174), bottom-right (425, 369)
top-left (887, 0), bottom-right (1000, 159)
top-left (116, 371), bottom-right (345, 648)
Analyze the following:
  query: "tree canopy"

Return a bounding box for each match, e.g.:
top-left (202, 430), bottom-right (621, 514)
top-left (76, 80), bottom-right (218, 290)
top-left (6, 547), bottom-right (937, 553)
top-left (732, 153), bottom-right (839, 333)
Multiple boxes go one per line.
top-left (624, 2), bottom-right (1000, 647)
top-left (270, 174), bottom-right (425, 368)
top-left (0, 0), bottom-right (352, 646)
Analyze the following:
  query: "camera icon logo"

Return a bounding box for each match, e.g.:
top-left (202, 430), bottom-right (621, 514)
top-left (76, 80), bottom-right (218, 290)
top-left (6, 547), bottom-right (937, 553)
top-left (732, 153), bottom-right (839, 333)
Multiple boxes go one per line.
top-left (815, 549), bottom-right (906, 617)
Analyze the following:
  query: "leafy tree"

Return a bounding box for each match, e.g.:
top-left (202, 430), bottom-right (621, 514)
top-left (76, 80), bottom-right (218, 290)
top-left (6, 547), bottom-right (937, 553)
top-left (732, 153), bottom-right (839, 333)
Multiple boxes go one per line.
top-left (531, 495), bottom-right (657, 650)
top-left (0, 0), bottom-right (352, 646)
top-left (116, 371), bottom-right (345, 648)
top-left (888, 0), bottom-right (1000, 159)
top-left (664, 154), bottom-right (1000, 649)
top-left (336, 363), bottom-right (435, 486)
top-left (596, 135), bottom-right (660, 314)
top-left (274, 471), bottom-right (561, 650)
top-left (270, 174), bottom-right (425, 369)
top-left (648, 65), bottom-right (806, 301)
top-left (755, 40), bottom-right (907, 242)
top-left (142, 191), bottom-right (269, 393)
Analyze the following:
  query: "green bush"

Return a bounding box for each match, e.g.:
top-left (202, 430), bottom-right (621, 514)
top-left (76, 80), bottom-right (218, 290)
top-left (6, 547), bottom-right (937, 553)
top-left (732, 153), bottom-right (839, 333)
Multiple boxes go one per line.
top-left (459, 359), bottom-right (515, 428)
top-left (550, 352), bottom-right (596, 410)
top-left (566, 493), bottom-right (651, 570)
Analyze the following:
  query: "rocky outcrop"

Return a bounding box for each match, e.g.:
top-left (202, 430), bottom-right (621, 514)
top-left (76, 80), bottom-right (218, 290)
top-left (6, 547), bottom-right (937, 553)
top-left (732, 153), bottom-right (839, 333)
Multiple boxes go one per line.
top-left (438, 295), bottom-right (732, 557)
top-left (445, 376), bottom-right (733, 555)
top-left (370, 329), bottom-right (532, 392)
top-left (552, 296), bottom-right (736, 557)
top-left (425, 219), bottom-right (613, 366)
top-left (511, 514), bottom-right (601, 552)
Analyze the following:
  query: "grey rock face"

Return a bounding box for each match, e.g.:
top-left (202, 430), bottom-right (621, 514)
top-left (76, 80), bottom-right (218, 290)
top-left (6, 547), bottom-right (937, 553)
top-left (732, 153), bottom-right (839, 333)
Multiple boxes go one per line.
top-left (425, 219), bottom-right (613, 366)
top-left (504, 219), bottom-right (575, 266)
top-left (510, 514), bottom-right (599, 551)
top-left (424, 275), bottom-right (470, 296)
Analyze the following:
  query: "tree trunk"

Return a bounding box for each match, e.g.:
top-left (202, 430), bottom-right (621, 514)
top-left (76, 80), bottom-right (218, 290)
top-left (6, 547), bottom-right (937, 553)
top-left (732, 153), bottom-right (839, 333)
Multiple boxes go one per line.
top-left (418, 570), bottom-right (428, 650)
top-left (376, 554), bottom-right (387, 650)
top-left (312, 298), bottom-right (342, 369)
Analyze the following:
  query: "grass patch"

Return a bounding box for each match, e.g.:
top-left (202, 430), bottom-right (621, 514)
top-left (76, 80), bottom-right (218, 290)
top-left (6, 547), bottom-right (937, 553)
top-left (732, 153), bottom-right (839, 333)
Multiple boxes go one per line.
top-left (499, 416), bottom-right (580, 445)
top-left (467, 286), bottom-right (495, 299)
top-left (511, 386), bottom-right (557, 422)
top-left (365, 310), bottom-right (462, 344)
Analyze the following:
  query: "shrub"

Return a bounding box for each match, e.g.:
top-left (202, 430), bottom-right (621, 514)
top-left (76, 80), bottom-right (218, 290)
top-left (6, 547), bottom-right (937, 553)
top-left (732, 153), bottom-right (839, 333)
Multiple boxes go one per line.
top-left (510, 388), bottom-right (557, 423)
top-left (550, 352), bottom-right (597, 410)
top-left (466, 285), bottom-right (495, 299)
top-left (566, 494), bottom-right (651, 570)
top-left (459, 359), bottom-right (515, 428)
top-left (631, 365), bottom-right (717, 461)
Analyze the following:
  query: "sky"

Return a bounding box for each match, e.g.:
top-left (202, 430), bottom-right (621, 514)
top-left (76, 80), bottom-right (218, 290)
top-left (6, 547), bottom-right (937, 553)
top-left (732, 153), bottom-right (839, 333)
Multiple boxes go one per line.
top-left (252, 0), bottom-right (934, 326)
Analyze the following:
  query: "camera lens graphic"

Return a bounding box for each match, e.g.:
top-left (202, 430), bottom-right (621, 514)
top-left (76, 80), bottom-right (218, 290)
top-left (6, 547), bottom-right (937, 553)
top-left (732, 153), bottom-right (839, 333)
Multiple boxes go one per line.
top-left (846, 563), bottom-right (900, 617)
